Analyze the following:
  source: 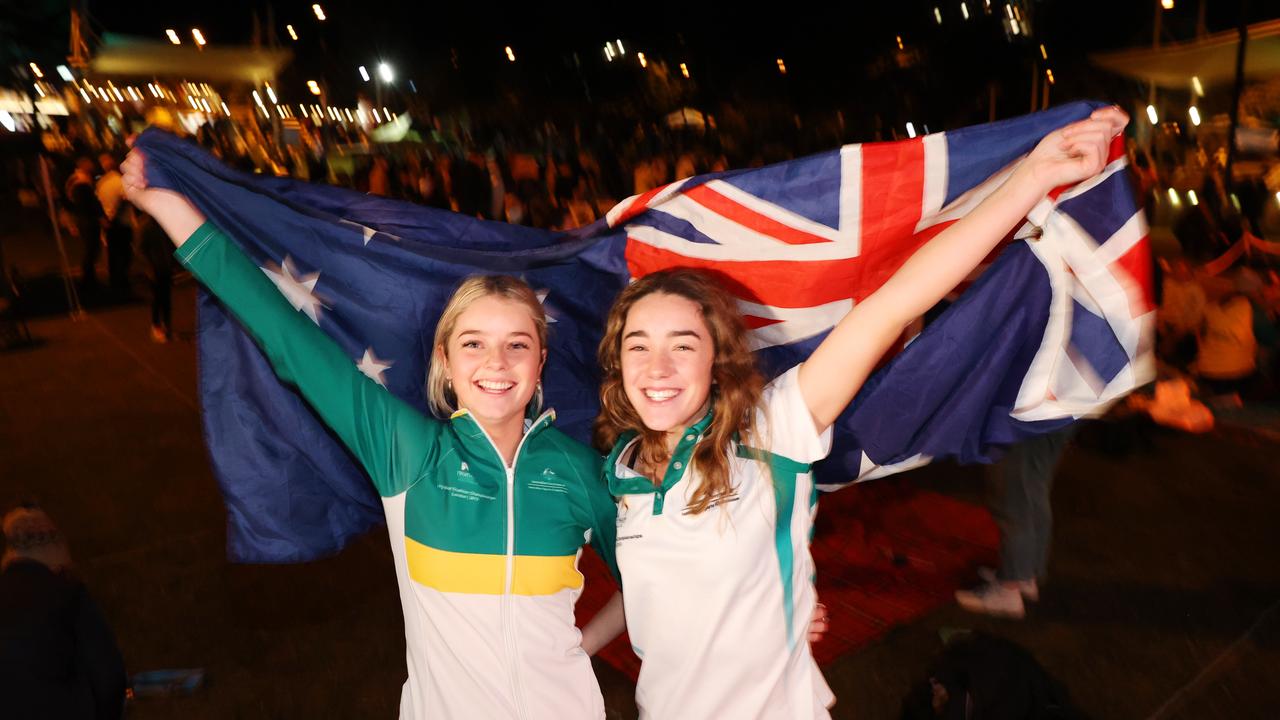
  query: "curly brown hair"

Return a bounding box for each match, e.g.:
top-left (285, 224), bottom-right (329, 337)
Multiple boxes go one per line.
top-left (594, 269), bottom-right (766, 516)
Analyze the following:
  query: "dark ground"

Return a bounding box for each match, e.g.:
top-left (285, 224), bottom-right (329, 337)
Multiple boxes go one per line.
top-left (2, 203), bottom-right (1278, 719)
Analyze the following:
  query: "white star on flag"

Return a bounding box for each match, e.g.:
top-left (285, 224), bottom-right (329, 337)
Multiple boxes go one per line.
top-left (340, 219), bottom-right (379, 246)
top-left (535, 289), bottom-right (558, 323)
top-left (356, 347), bottom-right (393, 386)
top-left (261, 256), bottom-right (325, 324)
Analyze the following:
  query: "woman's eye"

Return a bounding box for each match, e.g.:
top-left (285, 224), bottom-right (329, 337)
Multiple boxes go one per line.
top-left (461, 340), bottom-right (481, 349)
top-left (675, 344), bottom-right (693, 352)
top-left (510, 342), bottom-right (530, 351)
top-left (626, 344), bottom-right (646, 353)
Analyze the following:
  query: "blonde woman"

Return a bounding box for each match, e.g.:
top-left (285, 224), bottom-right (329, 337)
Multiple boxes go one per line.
top-left (121, 150), bottom-right (625, 719)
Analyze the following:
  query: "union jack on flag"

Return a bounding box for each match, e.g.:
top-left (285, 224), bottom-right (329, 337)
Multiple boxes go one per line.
top-left (136, 100), bottom-right (1153, 562)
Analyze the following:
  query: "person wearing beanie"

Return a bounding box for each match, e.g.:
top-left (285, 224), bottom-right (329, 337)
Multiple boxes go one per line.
top-left (0, 504), bottom-right (127, 720)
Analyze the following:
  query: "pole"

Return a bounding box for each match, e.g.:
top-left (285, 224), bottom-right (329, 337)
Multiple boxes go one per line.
top-left (38, 156), bottom-right (84, 319)
top-left (1224, 5), bottom-right (1249, 192)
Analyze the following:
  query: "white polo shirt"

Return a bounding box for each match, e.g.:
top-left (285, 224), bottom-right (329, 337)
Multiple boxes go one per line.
top-left (605, 366), bottom-right (835, 719)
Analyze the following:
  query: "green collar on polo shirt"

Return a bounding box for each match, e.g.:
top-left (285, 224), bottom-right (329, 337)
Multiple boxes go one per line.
top-left (605, 409), bottom-right (714, 515)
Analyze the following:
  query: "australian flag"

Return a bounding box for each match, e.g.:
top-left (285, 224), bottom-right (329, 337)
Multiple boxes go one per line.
top-left (135, 100), bottom-right (1154, 563)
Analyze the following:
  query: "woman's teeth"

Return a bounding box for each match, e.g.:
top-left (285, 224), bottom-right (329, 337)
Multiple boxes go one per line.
top-left (644, 389), bottom-right (679, 401)
top-left (477, 380), bottom-right (514, 392)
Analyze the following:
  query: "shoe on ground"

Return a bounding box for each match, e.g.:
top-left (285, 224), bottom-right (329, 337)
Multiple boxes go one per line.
top-left (977, 567), bottom-right (1039, 602)
top-left (955, 581), bottom-right (1026, 619)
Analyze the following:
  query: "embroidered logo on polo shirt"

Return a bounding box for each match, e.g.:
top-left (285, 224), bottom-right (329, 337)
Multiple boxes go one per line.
top-left (680, 493), bottom-right (741, 515)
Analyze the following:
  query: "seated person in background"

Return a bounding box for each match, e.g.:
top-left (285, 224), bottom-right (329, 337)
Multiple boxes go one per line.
top-left (1195, 268), bottom-right (1267, 401)
top-left (1158, 257), bottom-right (1206, 368)
top-left (0, 503), bottom-right (127, 720)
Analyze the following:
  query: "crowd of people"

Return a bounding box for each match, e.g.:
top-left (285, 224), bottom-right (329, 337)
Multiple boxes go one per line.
top-left (26, 111), bottom-right (755, 347)
top-left (1150, 182), bottom-right (1280, 407)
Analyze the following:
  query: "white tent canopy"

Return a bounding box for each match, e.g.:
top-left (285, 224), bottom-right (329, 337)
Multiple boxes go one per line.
top-left (89, 33), bottom-right (291, 85)
top-left (1091, 19), bottom-right (1280, 90)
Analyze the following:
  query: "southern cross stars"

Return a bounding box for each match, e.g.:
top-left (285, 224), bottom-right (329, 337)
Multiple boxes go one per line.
top-left (261, 256), bottom-right (325, 324)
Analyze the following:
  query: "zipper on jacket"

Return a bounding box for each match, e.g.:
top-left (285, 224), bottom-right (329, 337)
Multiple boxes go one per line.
top-left (462, 410), bottom-right (553, 720)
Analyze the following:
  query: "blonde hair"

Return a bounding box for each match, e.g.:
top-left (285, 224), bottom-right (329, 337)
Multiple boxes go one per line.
top-left (426, 275), bottom-right (548, 417)
top-left (594, 269), bottom-right (766, 516)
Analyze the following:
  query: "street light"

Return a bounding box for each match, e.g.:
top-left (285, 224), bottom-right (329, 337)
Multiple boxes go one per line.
top-left (1188, 106), bottom-right (1201, 126)
top-left (286, 24), bottom-right (298, 41)
top-left (307, 80), bottom-right (321, 96)
top-left (1161, 0), bottom-right (1174, 9)
top-left (505, 46), bottom-right (516, 62)
top-left (57, 65), bottom-right (73, 81)
top-left (680, 62), bottom-right (690, 79)
top-left (192, 28), bottom-right (207, 47)
top-left (312, 4), bottom-right (326, 21)
top-left (166, 29), bottom-right (181, 45)
top-left (378, 63), bottom-right (393, 83)
top-left (637, 52), bottom-right (647, 68)
top-left (776, 58), bottom-right (786, 75)
top-left (359, 66), bottom-right (370, 82)
top-left (28, 63), bottom-right (43, 78)
top-left (265, 83), bottom-right (277, 104)
top-left (1146, 105), bottom-right (1159, 124)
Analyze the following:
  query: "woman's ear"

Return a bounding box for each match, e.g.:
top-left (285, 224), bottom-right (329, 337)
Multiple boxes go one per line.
top-left (434, 344), bottom-right (451, 381)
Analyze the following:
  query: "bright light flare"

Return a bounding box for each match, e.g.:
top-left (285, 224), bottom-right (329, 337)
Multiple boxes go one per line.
top-left (166, 29), bottom-right (181, 44)
top-left (505, 46), bottom-right (516, 62)
top-left (1146, 105), bottom-right (1159, 124)
top-left (312, 4), bottom-right (326, 21)
top-left (28, 63), bottom-right (43, 78)
top-left (287, 24), bottom-right (298, 41)
top-left (906, 122), bottom-right (917, 138)
top-left (1189, 106), bottom-right (1201, 126)
top-left (192, 28), bottom-right (207, 46)
top-left (378, 62), bottom-right (393, 83)
top-left (359, 66), bottom-right (370, 82)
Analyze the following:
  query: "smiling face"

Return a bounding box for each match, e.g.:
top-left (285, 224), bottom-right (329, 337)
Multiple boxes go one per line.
top-left (619, 292), bottom-right (716, 438)
top-left (438, 295), bottom-right (545, 430)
